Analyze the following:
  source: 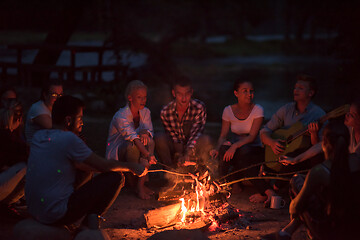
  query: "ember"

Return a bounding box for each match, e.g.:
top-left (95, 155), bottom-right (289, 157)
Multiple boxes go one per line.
top-left (145, 163), bottom-right (253, 232)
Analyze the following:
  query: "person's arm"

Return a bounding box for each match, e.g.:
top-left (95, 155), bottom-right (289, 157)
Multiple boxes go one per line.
top-left (133, 138), bottom-right (150, 157)
top-left (81, 152), bottom-right (147, 177)
top-left (32, 114), bottom-right (52, 129)
top-left (223, 117), bottom-right (264, 161)
top-left (210, 119), bottom-right (230, 158)
top-left (139, 109), bottom-right (153, 146)
top-left (261, 130), bottom-right (286, 155)
top-left (260, 107), bottom-right (286, 155)
top-left (215, 120), bottom-right (230, 150)
top-left (289, 165), bottom-right (327, 217)
top-left (280, 142), bottom-right (323, 165)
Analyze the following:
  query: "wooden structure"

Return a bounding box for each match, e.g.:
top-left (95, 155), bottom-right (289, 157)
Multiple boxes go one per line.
top-left (0, 44), bottom-right (129, 86)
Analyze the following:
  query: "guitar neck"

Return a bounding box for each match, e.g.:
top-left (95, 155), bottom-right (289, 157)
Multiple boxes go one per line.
top-left (286, 104), bottom-right (349, 143)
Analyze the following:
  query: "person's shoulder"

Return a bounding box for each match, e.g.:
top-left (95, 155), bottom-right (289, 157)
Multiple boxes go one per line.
top-left (309, 102), bottom-right (326, 114)
top-left (271, 102), bottom-right (293, 115)
top-left (254, 104), bottom-right (264, 112)
top-left (113, 105), bottom-right (130, 118)
top-left (191, 99), bottom-right (206, 109)
top-left (61, 131), bottom-right (86, 146)
top-left (142, 106), bottom-right (151, 113)
top-left (222, 105), bottom-right (232, 117)
top-left (282, 102), bottom-right (295, 109)
top-left (223, 105), bottom-right (231, 112)
top-left (161, 101), bottom-right (175, 114)
top-left (309, 163), bottom-right (330, 180)
top-left (28, 100), bottom-right (44, 111)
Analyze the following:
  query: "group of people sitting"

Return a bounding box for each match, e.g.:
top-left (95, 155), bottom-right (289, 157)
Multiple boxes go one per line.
top-left (0, 74), bottom-right (359, 239)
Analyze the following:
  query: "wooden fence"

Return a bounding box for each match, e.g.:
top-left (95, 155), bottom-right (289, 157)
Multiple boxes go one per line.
top-left (0, 44), bottom-right (128, 86)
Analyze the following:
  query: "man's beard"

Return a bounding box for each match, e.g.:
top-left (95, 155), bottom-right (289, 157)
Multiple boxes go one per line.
top-left (67, 121), bottom-right (80, 136)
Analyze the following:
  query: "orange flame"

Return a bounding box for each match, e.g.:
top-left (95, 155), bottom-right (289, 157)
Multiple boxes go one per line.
top-left (179, 198), bottom-right (187, 222)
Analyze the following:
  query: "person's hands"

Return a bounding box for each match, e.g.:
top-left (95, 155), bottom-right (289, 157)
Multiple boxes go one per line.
top-left (209, 149), bottom-right (219, 158)
top-left (140, 133), bottom-right (150, 146)
top-left (148, 155), bottom-right (157, 165)
top-left (180, 148), bottom-right (197, 166)
top-left (308, 122), bottom-right (319, 136)
top-left (223, 145), bottom-right (237, 162)
top-left (279, 155), bottom-right (297, 165)
top-left (270, 139), bottom-right (286, 155)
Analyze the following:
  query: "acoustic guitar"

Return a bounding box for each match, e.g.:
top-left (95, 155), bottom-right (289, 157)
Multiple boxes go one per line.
top-left (265, 104), bottom-right (350, 171)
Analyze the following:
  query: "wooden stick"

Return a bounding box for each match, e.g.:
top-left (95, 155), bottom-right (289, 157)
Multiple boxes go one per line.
top-left (219, 176), bottom-right (290, 187)
top-left (148, 169), bottom-right (192, 177)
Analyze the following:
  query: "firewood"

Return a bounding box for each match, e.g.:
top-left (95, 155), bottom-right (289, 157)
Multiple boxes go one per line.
top-left (144, 203), bottom-right (181, 229)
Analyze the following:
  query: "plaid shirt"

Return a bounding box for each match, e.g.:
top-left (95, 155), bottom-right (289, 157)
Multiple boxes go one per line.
top-left (160, 99), bottom-right (206, 149)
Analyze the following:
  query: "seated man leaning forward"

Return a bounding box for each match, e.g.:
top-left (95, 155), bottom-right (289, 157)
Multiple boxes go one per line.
top-left (249, 74), bottom-right (326, 206)
top-left (25, 96), bottom-right (146, 230)
top-left (106, 80), bottom-right (156, 200)
top-left (155, 76), bottom-right (211, 167)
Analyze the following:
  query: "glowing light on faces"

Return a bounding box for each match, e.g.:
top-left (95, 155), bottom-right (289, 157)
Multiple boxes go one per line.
top-left (293, 80), bottom-right (313, 101)
top-left (172, 85), bottom-right (193, 109)
top-left (345, 105), bottom-right (359, 128)
top-left (234, 82), bottom-right (254, 104)
top-left (45, 85), bottom-right (63, 107)
top-left (128, 88), bottom-right (147, 110)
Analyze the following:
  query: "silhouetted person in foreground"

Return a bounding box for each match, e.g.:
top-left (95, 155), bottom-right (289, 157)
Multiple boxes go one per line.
top-left (262, 121), bottom-right (360, 240)
top-left (25, 95), bottom-right (147, 230)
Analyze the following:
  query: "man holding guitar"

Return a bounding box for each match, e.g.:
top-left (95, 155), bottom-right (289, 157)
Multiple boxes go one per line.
top-left (250, 75), bottom-right (326, 205)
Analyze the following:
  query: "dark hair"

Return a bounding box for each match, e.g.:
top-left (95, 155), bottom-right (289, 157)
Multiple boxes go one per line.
top-left (171, 75), bottom-right (192, 90)
top-left (0, 85), bottom-right (18, 108)
top-left (40, 79), bottom-right (63, 101)
top-left (296, 74), bottom-right (318, 98)
top-left (323, 121), bottom-right (351, 225)
top-left (0, 99), bottom-right (22, 131)
top-left (233, 79), bottom-right (253, 92)
top-left (52, 95), bottom-right (84, 125)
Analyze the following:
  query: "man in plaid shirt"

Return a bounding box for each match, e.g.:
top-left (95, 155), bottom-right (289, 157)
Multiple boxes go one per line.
top-left (155, 76), bottom-right (211, 167)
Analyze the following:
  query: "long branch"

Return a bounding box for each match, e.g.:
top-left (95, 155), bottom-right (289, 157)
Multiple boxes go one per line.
top-left (219, 176), bottom-right (290, 187)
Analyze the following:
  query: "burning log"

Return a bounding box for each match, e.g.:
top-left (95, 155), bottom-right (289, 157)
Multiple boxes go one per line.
top-left (144, 203), bottom-right (181, 229)
top-left (146, 160), bottom-right (253, 232)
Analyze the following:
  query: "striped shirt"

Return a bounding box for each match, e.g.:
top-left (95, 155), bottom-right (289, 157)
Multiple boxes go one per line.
top-left (160, 99), bottom-right (206, 149)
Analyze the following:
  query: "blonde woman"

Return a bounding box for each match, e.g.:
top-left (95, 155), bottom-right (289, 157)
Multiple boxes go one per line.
top-left (106, 80), bottom-right (156, 199)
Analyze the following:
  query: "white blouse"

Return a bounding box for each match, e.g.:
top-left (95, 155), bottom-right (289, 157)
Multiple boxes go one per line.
top-left (222, 104), bottom-right (264, 146)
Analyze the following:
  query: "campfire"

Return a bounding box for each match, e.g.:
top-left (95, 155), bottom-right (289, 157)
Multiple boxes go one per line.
top-left (145, 162), bottom-right (253, 232)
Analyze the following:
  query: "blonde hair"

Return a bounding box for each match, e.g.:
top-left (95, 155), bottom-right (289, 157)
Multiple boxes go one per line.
top-left (124, 80), bottom-right (147, 102)
top-left (0, 100), bottom-right (22, 131)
